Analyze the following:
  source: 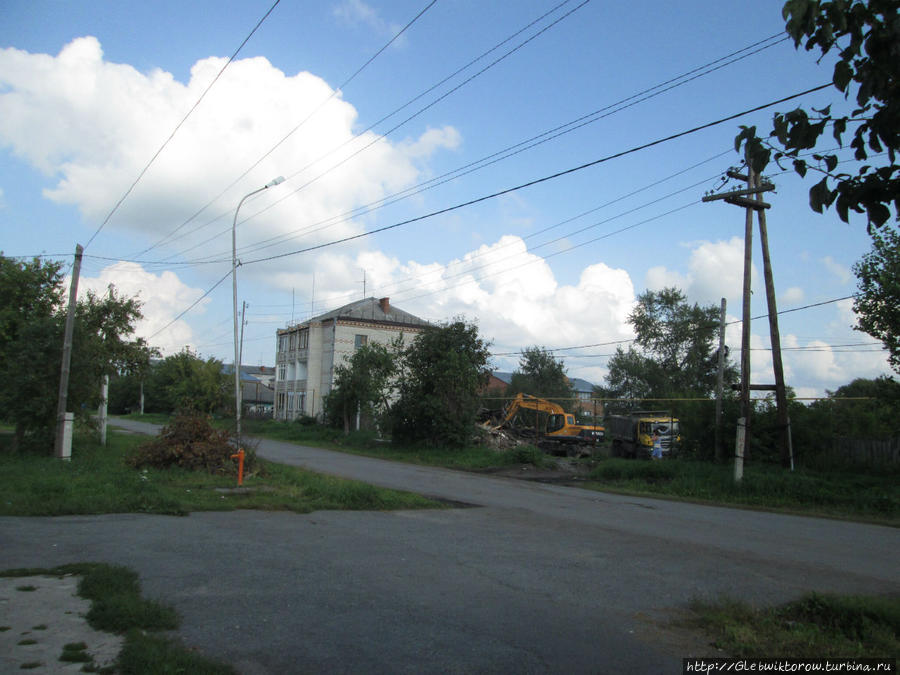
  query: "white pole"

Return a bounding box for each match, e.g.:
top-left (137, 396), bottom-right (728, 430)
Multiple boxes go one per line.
top-left (99, 374), bottom-right (109, 446)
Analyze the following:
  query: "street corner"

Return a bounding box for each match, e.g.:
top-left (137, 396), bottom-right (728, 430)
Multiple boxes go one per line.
top-left (0, 574), bottom-right (123, 673)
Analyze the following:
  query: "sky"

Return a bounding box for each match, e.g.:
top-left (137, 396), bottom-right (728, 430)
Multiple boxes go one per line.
top-left (0, 0), bottom-right (894, 399)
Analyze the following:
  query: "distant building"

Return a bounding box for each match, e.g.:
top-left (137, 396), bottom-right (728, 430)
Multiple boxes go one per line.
top-left (274, 297), bottom-right (429, 420)
top-left (222, 364), bottom-right (276, 415)
top-left (488, 371), bottom-right (602, 417)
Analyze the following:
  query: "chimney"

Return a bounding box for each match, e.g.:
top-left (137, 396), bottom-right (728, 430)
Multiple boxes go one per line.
top-left (379, 297), bottom-right (390, 314)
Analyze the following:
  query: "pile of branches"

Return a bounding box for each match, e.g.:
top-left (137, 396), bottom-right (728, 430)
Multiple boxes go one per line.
top-left (129, 409), bottom-right (255, 474)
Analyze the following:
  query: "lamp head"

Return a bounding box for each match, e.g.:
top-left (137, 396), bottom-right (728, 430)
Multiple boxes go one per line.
top-left (266, 176), bottom-right (286, 188)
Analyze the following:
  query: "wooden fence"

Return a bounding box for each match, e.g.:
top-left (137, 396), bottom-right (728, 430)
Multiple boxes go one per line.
top-left (821, 437), bottom-right (900, 466)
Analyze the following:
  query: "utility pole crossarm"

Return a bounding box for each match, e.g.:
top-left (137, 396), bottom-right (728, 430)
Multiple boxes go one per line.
top-left (701, 184), bottom-right (775, 202)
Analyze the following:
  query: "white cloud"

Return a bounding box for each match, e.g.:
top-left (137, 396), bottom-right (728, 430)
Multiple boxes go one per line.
top-left (0, 37), bottom-right (457, 266)
top-left (333, 0), bottom-right (403, 39)
top-left (77, 262), bottom-right (208, 356)
top-left (782, 286), bottom-right (804, 304)
top-left (645, 236), bottom-right (754, 308)
top-left (821, 256), bottom-right (851, 285)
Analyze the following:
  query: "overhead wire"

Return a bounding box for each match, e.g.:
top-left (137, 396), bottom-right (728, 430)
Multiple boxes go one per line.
top-left (156, 0), bottom-right (593, 263)
top-left (83, 0), bottom-right (283, 251)
top-left (172, 31), bottom-right (788, 264)
top-left (136, 0), bottom-right (441, 257)
top-left (143, 86), bottom-right (835, 346)
top-left (237, 84), bottom-right (833, 268)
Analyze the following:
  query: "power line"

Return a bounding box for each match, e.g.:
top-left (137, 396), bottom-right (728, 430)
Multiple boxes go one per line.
top-left (239, 84), bottom-right (833, 268)
top-left (136, 0), bottom-right (441, 257)
top-left (173, 32), bottom-right (786, 264)
top-left (490, 295), bottom-right (858, 359)
top-left (83, 0), bottom-right (283, 251)
top-left (160, 0), bottom-right (593, 264)
top-left (147, 269), bottom-right (232, 341)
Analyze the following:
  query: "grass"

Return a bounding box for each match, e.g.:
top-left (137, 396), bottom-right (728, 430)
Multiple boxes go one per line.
top-left (1, 563), bottom-right (234, 674)
top-left (240, 417), bottom-right (556, 470)
top-left (584, 457), bottom-right (900, 524)
top-left (119, 414), bottom-right (900, 523)
top-left (0, 429), bottom-right (439, 517)
top-left (688, 592), bottom-right (900, 659)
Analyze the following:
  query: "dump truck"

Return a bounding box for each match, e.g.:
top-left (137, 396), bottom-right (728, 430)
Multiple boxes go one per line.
top-left (484, 393), bottom-right (604, 456)
top-left (606, 411), bottom-right (680, 459)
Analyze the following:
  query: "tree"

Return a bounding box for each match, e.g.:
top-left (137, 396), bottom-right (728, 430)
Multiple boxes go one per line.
top-left (627, 287), bottom-right (734, 397)
top-left (144, 349), bottom-right (230, 414)
top-left (507, 346), bottom-right (575, 409)
top-left (0, 256), bottom-right (149, 450)
top-left (594, 345), bottom-right (663, 409)
top-left (324, 341), bottom-right (398, 434)
top-left (736, 0), bottom-right (899, 229)
top-left (597, 288), bottom-right (738, 455)
top-left (390, 319), bottom-right (491, 448)
top-left (853, 225), bottom-right (900, 371)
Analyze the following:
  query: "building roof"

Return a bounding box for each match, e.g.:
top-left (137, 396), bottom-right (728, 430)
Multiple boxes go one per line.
top-left (222, 364), bottom-right (275, 382)
top-left (491, 371), bottom-right (596, 393)
top-left (302, 297), bottom-right (429, 329)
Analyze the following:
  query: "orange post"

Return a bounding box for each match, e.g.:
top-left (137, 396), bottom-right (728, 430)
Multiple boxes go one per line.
top-left (230, 448), bottom-right (245, 486)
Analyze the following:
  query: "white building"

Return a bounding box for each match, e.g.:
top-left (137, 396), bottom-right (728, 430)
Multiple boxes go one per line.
top-left (274, 297), bottom-right (429, 420)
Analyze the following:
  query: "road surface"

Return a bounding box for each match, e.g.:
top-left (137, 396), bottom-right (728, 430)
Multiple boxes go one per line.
top-left (1, 419), bottom-right (896, 674)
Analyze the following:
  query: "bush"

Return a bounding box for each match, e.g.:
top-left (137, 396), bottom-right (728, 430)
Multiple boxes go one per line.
top-left (129, 410), bottom-right (254, 474)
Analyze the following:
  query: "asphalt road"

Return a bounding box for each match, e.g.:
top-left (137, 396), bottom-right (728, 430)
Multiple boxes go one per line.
top-left (1, 419), bottom-right (897, 674)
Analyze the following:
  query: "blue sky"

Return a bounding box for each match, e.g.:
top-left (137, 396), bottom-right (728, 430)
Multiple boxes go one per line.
top-left (0, 0), bottom-right (892, 397)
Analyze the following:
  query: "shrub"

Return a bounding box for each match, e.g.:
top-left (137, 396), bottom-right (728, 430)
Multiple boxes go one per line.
top-left (129, 410), bottom-right (254, 474)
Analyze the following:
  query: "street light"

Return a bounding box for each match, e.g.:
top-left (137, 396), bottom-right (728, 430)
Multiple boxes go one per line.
top-left (233, 175), bottom-right (285, 448)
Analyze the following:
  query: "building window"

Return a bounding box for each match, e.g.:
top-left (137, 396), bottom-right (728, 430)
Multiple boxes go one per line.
top-left (279, 334), bottom-right (289, 352)
top-left (278, 364), bottom-right (286, 381)
top-left (298, 328), bottom-right (309, 349)
top-left (354, 334), bottom-right (368, 348)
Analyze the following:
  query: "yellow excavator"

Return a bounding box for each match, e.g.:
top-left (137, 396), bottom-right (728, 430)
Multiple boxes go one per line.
top-left (484, 393), bottom-right (604, 456)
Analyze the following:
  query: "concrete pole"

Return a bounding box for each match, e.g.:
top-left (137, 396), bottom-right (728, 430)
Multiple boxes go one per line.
top-left (55, 244), bottom-right (83, 459)
top-left (98, 374), bottom-right (109, 446)
top-left (714, 298), bottom-right (726, 463)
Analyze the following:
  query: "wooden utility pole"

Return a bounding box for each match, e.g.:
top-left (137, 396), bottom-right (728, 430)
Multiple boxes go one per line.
top-left (702, 158), bottom-right (785, 481)
top-left (54, 244), bottom-right (83, 459)
top-left (714, 297), bottom-right (727, 463)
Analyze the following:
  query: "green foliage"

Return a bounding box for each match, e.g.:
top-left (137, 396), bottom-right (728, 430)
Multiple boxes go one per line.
top-left (587, 457), bottom-right (898, 521)
top-left (853, 227), bottom-right (900, 372)
top-left (507, 346), bottom-right (575, 410)
top-left (0, 256), bottom-right (152, 451)
top-left (117, 631), bottom-right (236, 675)
top-left (690, 592), bottom-right (900, 659)
top-left (736, 0), bottom-right (899, 229)
top-left (140, 349), bottom-right (230, 414)
top-left (391, 319), bottom-right (492, 448)
top-left (0, 427), bottom-right (438, 516)
top-left (129, 410), bottom-right (249, 474)
top-left (324, 341), bottom-right (398, 434)
top-left (598, 288), bottom-right (737, 414)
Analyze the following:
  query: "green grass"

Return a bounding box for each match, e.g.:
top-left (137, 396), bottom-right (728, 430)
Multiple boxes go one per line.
top-left (585, 457), bottom-right (899, 523)
top-left (0, 429), bottom-right (438, 517)
top-left (688, 592), bottom-right (900, 658)
top-left (240, 417), bottom-right (555, 470)
top-left (118, 415), bottom-right (900, 523)
top-left (2, 563), bottom-right (233, 674)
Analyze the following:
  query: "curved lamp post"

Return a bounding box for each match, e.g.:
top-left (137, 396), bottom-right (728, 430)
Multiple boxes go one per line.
top-left (233, 176), bottom-right (285, 448)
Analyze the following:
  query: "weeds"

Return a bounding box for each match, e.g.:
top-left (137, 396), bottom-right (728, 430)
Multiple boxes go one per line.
top-left (586, 458), bottom-right (899, 522)
top-left (2, 564), bottom-right (232, 674)
top-left (689, 593), bottom-right (900, 658)
top-left (0, 427), bottom-right (437, 517)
